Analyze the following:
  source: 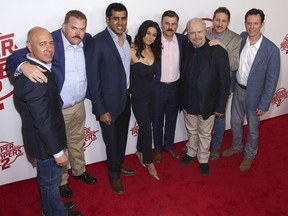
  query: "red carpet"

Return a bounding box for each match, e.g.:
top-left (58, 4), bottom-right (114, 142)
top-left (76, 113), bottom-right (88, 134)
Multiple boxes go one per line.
top-left (1, 114), bottom-right (288, 216)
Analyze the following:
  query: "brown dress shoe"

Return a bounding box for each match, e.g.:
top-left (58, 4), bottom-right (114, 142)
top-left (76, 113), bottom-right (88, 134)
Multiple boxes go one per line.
top-left (154, 152), bottom-right (162, 163)
top-left (166, 149), bottom-right (179, 159)
top-left (239, 157), bottom-right (254, 172)
top-left (222, 146), bottom-right (242, 157)
top-left (210, 149), bottom-right (220, 161)
top-left (110, 179), bottom-right (125, 195)
top-left (120, 166), bottom-right (136, 176)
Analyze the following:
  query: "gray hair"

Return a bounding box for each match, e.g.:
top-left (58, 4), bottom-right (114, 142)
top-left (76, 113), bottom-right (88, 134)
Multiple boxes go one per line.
top-left (186, 18), bottom-right (206, 32)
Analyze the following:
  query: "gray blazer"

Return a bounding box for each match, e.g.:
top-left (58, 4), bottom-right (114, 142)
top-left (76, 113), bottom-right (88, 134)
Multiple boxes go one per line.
top-left (206, 28), bottom-right (242, 73)
top-left (239, 32), bottom-right (280, 112)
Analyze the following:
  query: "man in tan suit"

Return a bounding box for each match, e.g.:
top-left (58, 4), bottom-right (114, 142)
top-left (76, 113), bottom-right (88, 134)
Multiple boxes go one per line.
top-left (206, 7), bottom-right (242, 160)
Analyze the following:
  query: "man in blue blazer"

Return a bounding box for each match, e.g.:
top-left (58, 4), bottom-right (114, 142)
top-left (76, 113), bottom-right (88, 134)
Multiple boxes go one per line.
top-left (222, 8), bottom-right (280, 172)
top-left (6, 10), bottom-right (96, 199)
top-left (86, 3), bottom-right (135, 195)
top-left (153, 10), bottom-right (188, 163)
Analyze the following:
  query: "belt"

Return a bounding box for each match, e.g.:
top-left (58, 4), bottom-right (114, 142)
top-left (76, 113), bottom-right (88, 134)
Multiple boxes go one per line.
top-left (237, 83), bottom-right (247, 90)
top-left (160, 80), bottom-right (178, 86)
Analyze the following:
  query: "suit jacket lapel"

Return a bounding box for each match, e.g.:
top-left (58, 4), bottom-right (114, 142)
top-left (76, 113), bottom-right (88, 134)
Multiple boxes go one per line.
top-left (104, 28), bottom-right (124, 65)
top-left (54, 30), bottom-right (66, 75)
top-left (249, 37), bottom-right (267, 77)
top-left (222, 29), bottom-right (232, 46)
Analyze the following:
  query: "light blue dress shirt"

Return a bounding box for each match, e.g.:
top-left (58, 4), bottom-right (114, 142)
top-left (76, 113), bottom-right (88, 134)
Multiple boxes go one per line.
top-left (60, 31), bottom-right (87, 109)
top-left (107, 27), bottom-right (131, 89)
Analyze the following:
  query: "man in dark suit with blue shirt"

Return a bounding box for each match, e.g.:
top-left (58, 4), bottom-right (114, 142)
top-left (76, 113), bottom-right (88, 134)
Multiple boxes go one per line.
top-left (6, 10), bottom-right (96, 199)
top-left (222, 8), bottom-right (280, 172)
top-left (86, 3), bottom-right (135, 195)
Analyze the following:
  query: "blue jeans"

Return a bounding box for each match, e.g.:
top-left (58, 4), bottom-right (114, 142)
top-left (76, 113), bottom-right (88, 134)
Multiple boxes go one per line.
top-left (37, 158), bottom-right (67, 216)
top-left (211, 114), bottom-right (226, 150)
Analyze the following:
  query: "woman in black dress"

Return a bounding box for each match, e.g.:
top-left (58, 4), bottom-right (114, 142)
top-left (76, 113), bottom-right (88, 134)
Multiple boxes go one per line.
top-left (130, 20), bottom-right (162, 180)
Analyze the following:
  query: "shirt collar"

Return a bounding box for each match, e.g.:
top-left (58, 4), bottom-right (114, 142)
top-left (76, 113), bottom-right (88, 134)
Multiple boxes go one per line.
top-left (107, 26), bottom-right (127, 41)
top-left (161, 33), bottom-right (177, 43)
top-left (26, 54), bottom-right (52, 71)
top-left (61, 30), bottom-right (84, 49)
top-left (247, 34), bottom-right (263, 49)
top-left (212, 29), bottom-right (226, 41)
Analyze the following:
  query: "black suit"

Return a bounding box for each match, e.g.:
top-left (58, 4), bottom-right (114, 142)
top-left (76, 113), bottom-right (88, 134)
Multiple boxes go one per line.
top-left (180, 39), bottom-right (230, 164)
top-left (14, 60), bottom-right (66, 159)
top-left (180, 39), bottom-right (230, 119)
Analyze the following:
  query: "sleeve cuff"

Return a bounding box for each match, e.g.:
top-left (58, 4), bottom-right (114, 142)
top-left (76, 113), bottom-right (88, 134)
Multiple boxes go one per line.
top-left (53, 150), bottom-right (64, 159)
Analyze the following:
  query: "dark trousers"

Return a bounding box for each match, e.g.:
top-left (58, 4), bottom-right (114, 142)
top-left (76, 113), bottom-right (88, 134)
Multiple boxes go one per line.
top-left (132, 95), bottom-right (154, 164)
top-left (100, 95), bottom-right (131, 180)
top-left (37, 157), bottom-right (66, 216)
top-left (153, 83), bottom-right (178, 153)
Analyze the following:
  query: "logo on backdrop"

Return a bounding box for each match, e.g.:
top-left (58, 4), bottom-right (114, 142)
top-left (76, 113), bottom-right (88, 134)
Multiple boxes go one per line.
top-left (130, 121), bottom-right (139, 137)
top-left (280, 34), bottom-right (288, 54)
top-left (272, 87), bottom-right (288, 107)
top-left (83, 127), bottom-right (98, 151)
top-left (0, 141), bottom-right (24, 171)
top-left (0, 32), bottom-right (18, 111)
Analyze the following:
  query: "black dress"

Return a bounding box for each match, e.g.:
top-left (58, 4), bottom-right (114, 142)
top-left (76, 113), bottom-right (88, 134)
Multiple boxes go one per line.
top-left (131, 60), bottom-right (157, 164)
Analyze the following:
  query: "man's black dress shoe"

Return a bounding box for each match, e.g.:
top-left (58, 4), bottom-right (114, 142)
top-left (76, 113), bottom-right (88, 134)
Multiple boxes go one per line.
top-left (110, 179), bottom-right (125, 195)
top-left (200, 163), bottom-right (210, 176)
top-left (180, 154), bottom-right (194, 166)
top-left (120, 166), bottom-right (136, 176)
top-left (68, 210), bottom-right (82, 216)
top-left (59, 183), bottom-right (73, 199)
top-left (64, 201), bottom-right (76, 210)
top-left (73, 171), bottom-right (97, 184)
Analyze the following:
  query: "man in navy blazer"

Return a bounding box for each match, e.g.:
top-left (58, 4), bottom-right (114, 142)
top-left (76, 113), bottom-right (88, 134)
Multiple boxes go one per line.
top-left (153, 10), bottom-right (187, 163)
top-left (86, 3), bottom-right (135, 195)
top-left (222, 8), bottom-right (280, 172)
top-left (6, 10), bottom-right (96, 199)
top-left (12, 26), bottom-right (82, 216)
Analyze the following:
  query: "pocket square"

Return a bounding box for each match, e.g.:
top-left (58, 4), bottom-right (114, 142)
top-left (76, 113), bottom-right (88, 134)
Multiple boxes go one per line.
top-left (259, 60), bottom-right (265, 64)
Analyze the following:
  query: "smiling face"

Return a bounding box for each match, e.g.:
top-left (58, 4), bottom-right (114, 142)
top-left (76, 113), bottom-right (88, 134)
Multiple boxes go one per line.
top-left (106, 10), bottom-right (127, 37)
top-left (187, 20), bottom-right (206, 48)
top-left (142, 26), bottom-right (157, 46)
top-left (245, 14), bottom-right (263, 39)
top-left (213, 12), bottom-right (229, 35)
top-left (27, 27), bottom-right (54, 64)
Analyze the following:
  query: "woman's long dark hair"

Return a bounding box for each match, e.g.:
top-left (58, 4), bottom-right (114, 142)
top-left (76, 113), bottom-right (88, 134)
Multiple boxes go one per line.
top-left (134, 20), bottom-right (162, 61)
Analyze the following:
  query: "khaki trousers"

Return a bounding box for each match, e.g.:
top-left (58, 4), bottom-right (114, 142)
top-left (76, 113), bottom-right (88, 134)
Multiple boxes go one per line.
top-left (183, 111), bottom-right (215, 163)
top-left (60, 101), bottom-right (86, 186)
